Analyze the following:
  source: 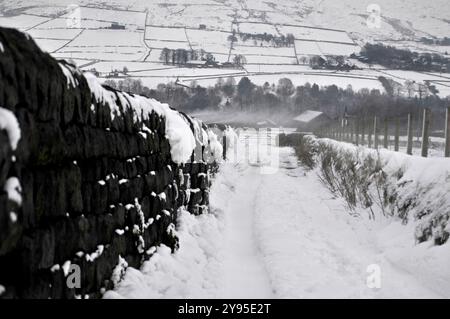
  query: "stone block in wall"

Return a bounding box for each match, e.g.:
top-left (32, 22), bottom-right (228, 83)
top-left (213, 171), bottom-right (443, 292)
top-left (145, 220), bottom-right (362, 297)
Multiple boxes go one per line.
top-left (21, 270), bottom-right (52, 299)
top-left (146, 154), bottom-right (156, 172)
top-left (20, 228), bottom-right (55, 279)
top-left (150, 193), bottom-right (161, 218)
top-left (34, 169), bottom-right (67, 220)
top-left (140, 196), bottom-right (151, 220)
top-left (201, 190), bottom-right (209, 206)
top-left (63, 125), bottom-right (85, 160)
top-left (111, 233), bottom-right (127, 258)
top-left (14, 107), bottom-right (34, 164)
top-left (126, 135), bottom-right (140, 158)
top-left (83, 127), bottom-right (107, 159)
top-left (94, 247), bottom-right (116, 292)
top-left (82, 183), bottom-right (92, 213)
top-left (33, 122), bottom-right (66, 166)
top-left (177, 189), bottom-right (186, 207)
top-left (113, 133), bottom-right (127, 159)
top-left (181, 173), bottom-right (190, 190)
top-left (95, 213), bottom-right (115, 245)
top-left (52, 219), bottom-right (76, 263)
top-left (104, 131), bottom-right (118, 157)
top-left (110, 111), bottom-right (125, 132)
top-left (144, 172), bottom-right (156, 194)
top-left (137, 135), bottom-right (149, 156)
top-left (91, 182), bottom-right (108, 215)
top-left (74, 78), bottom-right (91, 126)
top-left (107, 177), bottom-right (120, 205)
top-left (125, 205), bottom-right (138, 228)
top-left (188, 189), bottom-right (203, 213)
top-left (0, 194), bottom-right (23, 256)
top-left (150, 111), bottom-right (159, 132)
top-left (108, 205), bottom-right (126, 229)
top-left (198, 173), bottom-right (209, 190)
top-left (75, 215), bottom-right (99, 253)
top-left (151, 133), bottom-right (160, 154)
top-left (20, 169), bottom-right (35, 229)
top-left (160, 138), bottom-right (171, 160)
top-left (109, 158), bottom-right (126, 179)
top-left (129, 177), bottom-right (145, 204)
top-left (154, 171), bottom-right (166, 194)
top-left (96, 100), bottom-right (113, 129)
top-left (122, 107), bottom-right (135, 134)
top-left (190, 173), bottom-right (198, 189)
top-left (65, 163), bottom-right (83, 214)
top-left (0, 132), bottom-right (11, 187)
top-left (36, 78), bottom-right (55, 122)
top-left (135, 156), bottom-right (147, 176)
top-left (124, 159), bottom-right (138, 179)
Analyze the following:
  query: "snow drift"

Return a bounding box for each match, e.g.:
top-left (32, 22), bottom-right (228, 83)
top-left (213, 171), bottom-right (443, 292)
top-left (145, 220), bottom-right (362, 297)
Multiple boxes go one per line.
top-left (285, 134), bottom-right (450, 246)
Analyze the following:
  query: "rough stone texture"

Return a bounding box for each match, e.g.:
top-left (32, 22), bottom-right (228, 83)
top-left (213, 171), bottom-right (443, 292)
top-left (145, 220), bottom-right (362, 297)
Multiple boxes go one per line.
top-left (0, 27), bottom-right (217, 299)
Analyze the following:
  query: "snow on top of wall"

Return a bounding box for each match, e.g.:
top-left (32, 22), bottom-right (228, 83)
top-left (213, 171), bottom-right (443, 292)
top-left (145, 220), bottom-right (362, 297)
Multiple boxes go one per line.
top-left (58, 62), bottom-right (79, 89)
top-left (84, 72), bottom-right (196, 164)
top-left (192, 118), bottom-right (210, 148)
top-left (207, 129), bottom-right (223, 161)
top-left (4, 177), bottom-right (22, 205)
top-left (0, 107), bottom-right (21, 150)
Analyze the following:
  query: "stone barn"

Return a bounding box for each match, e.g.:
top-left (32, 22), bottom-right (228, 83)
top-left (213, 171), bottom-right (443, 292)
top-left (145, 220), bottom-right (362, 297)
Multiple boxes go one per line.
top-left (291, 110), bottom-right (331, 132)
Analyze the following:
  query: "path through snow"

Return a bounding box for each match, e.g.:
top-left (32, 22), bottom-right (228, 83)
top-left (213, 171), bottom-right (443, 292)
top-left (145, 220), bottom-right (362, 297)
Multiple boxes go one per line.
top-left (105, 129), bottom-right (450, 299)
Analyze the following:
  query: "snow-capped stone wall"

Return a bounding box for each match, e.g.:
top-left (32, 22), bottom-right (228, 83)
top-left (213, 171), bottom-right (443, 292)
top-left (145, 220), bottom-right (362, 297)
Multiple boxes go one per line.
top-left (0, 27), bottom-right (221, 298)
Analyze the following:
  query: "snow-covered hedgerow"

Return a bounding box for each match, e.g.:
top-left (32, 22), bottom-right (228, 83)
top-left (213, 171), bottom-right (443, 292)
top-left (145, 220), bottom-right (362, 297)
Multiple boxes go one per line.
top-left (286, 134), bottom-right (450, 246)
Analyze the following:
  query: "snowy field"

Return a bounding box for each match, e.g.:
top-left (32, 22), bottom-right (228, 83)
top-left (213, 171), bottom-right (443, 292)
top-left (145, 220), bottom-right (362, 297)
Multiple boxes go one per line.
top-left (104, 129), bottom-right (450, 299)
top-left (0, 1), bottom-right (449, 96)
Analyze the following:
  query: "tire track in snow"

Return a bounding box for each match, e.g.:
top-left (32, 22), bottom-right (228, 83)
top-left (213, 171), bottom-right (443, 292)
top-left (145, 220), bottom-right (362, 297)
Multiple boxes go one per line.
top-left (219, 164), bottom-right (274, 298)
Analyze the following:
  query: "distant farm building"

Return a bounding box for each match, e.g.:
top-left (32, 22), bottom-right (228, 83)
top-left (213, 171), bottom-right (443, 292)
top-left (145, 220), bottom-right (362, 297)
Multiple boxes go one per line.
top-left (291, 110), bottom-right (331, 132)
top-left (109, 22), bottom-right (126, 30)
top-left (199, 24), bottom-right (207, 30)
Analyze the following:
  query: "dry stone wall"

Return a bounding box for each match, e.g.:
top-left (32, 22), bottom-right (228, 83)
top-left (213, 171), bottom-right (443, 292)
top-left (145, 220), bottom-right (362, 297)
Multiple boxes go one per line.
top-left (0, 27), bottom-right (218, 299)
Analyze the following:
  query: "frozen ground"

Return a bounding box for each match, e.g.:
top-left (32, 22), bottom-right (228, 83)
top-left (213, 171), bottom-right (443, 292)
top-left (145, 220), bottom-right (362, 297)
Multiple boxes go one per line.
top-left (104, 129), bottom-right (450, 299)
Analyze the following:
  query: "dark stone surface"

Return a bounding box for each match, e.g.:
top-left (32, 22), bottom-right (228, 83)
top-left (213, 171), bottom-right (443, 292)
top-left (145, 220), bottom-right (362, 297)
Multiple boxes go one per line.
top-left (0, 26), bottom-right (218, 299)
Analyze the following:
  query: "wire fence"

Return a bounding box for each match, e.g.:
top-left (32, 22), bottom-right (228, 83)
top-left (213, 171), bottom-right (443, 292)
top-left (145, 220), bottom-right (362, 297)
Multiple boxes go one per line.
top-left (315, 106), bottom-right (450, 158)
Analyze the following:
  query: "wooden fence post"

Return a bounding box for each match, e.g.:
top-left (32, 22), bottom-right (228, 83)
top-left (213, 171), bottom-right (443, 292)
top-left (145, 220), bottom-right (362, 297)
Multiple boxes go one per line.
top-left (350, 120), bottom-right (354, 143)
top-left (373, 116), bottom-right (378, 149)
top-left (445, 106), bottom-right (450, 157)
top-left (421, 108), bottom-right (430, 157)
top-left (407, 113), bottom-right (413, 155)
top-left (355, 119), bottom-right (360, 146)
top-left (222, 134), bottom-right (227, 160)
top-left (361, 118), bottom-right (365, 145)
top-left (344, 119), bottom-right (350, 142)
top-left (383, 118), bottom-right (388, 149)
top-left (394, 117), bottom-right (400, 152)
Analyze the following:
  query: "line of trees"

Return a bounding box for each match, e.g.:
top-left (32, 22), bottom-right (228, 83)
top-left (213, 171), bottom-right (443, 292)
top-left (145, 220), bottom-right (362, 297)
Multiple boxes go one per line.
top-left (103, 76), bottom-right (448, 127)
top-left (420, 36), bottom-right (450, 47)
top-left (239, 32), bottom-right (295, 47)
top-left (159, 48), bottom-right (216, 65)
top-left (357, 43), bottom-right (450, 73)
top-left (159, 48), bottom-right (246, 67)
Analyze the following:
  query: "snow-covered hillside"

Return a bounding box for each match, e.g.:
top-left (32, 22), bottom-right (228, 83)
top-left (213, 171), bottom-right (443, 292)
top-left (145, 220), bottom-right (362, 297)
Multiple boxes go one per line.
top-left (2, 0), bottom-right (448, 40)
top-left (1, 0), bottom-right (449, 96)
